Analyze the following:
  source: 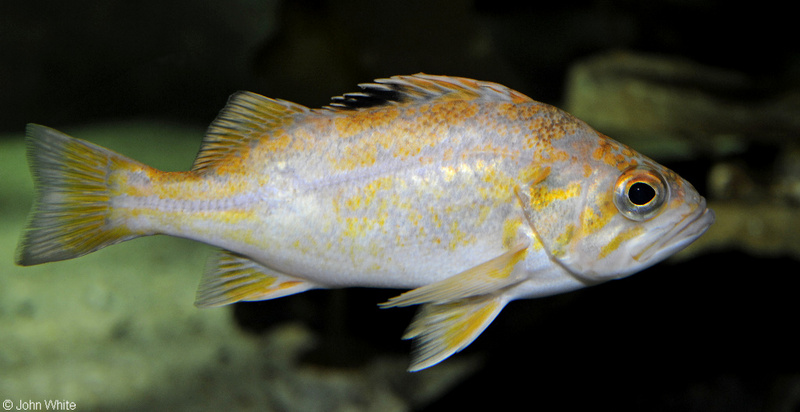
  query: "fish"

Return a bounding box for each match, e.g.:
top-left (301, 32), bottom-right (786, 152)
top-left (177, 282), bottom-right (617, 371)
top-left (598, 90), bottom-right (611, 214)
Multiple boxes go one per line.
top-left (15, 74), bottom-right (714, 371)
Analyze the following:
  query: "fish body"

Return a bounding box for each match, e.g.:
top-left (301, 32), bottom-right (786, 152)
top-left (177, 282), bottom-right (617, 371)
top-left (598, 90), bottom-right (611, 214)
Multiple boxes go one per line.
top-left (16, 74), bottom-right (714, 371)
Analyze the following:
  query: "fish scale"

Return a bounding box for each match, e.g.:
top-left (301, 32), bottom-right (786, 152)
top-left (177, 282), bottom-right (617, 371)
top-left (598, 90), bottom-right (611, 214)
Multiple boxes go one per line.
top-left (16, 74), bottom-right (713, 371)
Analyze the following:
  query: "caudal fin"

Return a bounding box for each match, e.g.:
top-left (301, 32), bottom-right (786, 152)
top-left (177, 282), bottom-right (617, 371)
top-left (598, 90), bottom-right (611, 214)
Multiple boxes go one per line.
top-left (15, 124), bottom-right (140, 266)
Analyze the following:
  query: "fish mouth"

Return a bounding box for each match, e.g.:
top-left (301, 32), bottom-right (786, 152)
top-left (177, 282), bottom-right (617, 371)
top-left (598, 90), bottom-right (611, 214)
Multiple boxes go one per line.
top-left (634, 198), bottom-right (715, 264)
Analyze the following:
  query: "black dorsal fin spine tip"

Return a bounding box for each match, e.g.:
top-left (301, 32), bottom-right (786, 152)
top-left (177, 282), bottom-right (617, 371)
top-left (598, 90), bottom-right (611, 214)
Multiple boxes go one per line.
top-left (325, 83), bottom-right (408, 111)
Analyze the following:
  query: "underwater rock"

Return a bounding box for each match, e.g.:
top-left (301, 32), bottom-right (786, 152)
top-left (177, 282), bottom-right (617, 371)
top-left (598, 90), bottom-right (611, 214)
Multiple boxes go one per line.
top-left (773, 144), bottom-right (800, 204)
top-left (565, 52), bottom-right (800, 161)
top-left (680, 201), bottom-right (800, 260)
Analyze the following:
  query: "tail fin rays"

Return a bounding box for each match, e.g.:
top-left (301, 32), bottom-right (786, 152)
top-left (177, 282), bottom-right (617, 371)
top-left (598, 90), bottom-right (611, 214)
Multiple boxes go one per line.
top-left (15, 124), bottom-right (139, 266)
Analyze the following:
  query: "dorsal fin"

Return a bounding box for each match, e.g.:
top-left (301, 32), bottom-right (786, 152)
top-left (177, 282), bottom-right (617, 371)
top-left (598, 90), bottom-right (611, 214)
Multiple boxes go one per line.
top-left (191, 91), bottom-right (309, 172)
top-left (325, 73), bottom-right (533, 111)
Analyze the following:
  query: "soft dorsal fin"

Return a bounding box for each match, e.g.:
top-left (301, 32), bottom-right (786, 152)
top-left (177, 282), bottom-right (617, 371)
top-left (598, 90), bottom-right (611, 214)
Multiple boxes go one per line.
top-left (325, 73), bottom-right (533, 111)
top-left (191, 91), bottom-right (309, 172)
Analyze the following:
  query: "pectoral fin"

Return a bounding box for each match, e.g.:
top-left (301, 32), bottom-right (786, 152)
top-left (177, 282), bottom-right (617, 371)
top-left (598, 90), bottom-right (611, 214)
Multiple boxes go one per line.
top-left (379, 243), bottom-right (528, 371)
top-left (195, 250), bottom-right (319, 308)
top-left (380, 242), bottom-right (528, 308)
top-left (403, 295), bottom-right (508, 372)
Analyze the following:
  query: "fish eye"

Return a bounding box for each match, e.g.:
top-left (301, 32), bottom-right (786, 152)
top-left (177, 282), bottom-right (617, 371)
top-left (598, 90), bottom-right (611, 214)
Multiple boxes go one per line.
top-left (613, 167), bottom-right (668, 221)
top-left (628, 182), bottom-right (655, 205)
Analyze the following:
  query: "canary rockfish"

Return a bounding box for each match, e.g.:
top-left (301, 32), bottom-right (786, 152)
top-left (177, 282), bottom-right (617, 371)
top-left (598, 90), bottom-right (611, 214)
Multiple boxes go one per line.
top-left (16, 74), bottom-right (714, 371)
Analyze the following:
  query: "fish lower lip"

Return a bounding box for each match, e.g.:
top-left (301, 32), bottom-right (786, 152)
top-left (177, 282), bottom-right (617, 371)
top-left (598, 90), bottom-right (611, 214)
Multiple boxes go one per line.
top-left (636, 203), bottom-right (714, 263)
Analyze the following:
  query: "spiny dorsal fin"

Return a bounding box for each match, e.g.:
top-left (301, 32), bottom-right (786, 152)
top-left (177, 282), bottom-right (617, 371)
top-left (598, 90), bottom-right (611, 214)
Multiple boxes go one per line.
top-left (191, 91), bottom-right (309, 172)
top-left (325, 73), bottom-right (533, 111)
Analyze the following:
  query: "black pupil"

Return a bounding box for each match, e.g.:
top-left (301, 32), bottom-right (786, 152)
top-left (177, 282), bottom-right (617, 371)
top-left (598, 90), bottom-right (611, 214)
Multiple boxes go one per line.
top-left (629, 182), bottom-right (656, 205)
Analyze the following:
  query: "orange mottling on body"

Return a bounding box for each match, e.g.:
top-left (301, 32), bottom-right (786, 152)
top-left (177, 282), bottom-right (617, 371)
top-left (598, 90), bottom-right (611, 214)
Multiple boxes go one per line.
top-left (332, 138), bottom-right (379, 171)
top-left (257, 132), bottom-right (292, 155)
top-left (343, 177), bottom-right (394, 210)
top-left (334, 106), bottom-right (401, 139)
top-left (592, 136), bottom-right (639, 171)
top-left (578, 193), bottom-right (616, 235)
top-left (526, 181), bottom-right (581, 211)
top-left (477, 166), bottom-right (514, 202)
top-left (429, 100), bottom-right (479, 120)
top-left (387, 101), bottom-right (479, 161)
top-left (515, 103), bottom-right (544, 121)
top-left (599, 226), bottom-right (645, 259)
top-left (448, 220), bottom-right (474, 251)
top-left (551, 223), bottom-right (576, 258)
top-left (583, 163), bottom-right (593, 178)
top-left (501, 217), bottom-right (524, 248)
top-left (517, 165), bottom-right (550, 186)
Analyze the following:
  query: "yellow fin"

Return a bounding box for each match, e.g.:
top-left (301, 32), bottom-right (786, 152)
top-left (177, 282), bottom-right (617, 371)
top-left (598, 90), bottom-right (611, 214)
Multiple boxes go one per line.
top-left (191, 91), bottom-right (309, 172)
top-left (403, 295), bottom-right (507, 372)
top-left (326, 73), bottom-right (533, 110)
top-left (194, 250), bottom-right (318, 308)
top-left (380, 242), bottom-right (528, 308)
top-left (16, 125), bottom-right (140, 266)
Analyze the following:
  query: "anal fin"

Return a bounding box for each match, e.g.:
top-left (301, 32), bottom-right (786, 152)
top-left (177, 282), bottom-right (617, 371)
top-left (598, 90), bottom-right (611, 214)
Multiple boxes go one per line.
top-left (195, 250), bottom-right (318, 308)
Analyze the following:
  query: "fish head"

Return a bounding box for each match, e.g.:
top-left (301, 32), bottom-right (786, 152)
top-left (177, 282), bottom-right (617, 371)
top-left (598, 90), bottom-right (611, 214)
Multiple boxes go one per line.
top-left (519, 136), bottom-right (714, 282)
